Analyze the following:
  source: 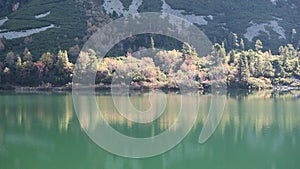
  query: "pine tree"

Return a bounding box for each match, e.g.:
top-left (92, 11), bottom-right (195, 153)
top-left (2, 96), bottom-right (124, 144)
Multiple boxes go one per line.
top-left (5, 52), bottom-right (16, 67)
top-left (23, 48), bottom-right (33, 63)
top-left (182, 42), bottom-right (197, 56)
top-left (16, 56), bottom-right (22, 68)
top-left (263, 60), bottom-right (275, 78)
top-left (292, 28), bottom-right (297, 44)
top-left (240, 38), bottom-right (245, 50)
top-left (55, 50), bottom-right (73, 84)
top-left (211, 43), bottom-right (226, 64)
top-left (228, 32), bottom-right (239, 50)
top-left (228, 50), bottom-right (236, 64)
top-left (253, 54), bottom-right (264, 77)
top-left (255, 39), bottom-right (263, 51)
top-left (237, 52), bottom-right (250, 81)
top-left (150, 36), bottom-right (155, 50)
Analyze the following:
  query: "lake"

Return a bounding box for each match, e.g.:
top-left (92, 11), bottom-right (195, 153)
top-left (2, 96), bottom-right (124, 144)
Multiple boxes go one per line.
top-left (0, 90), bottom-right (299, 169)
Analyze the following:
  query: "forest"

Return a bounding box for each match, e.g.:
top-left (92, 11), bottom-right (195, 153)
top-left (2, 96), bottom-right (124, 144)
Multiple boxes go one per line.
top-left (0, 37), bottom-right (300, 90)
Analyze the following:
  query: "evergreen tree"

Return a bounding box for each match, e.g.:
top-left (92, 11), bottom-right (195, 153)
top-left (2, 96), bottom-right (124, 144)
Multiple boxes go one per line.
top-left (237, 52), bottom-right (250, 82)
top-left (273, 59), bottom-right (286, 78)
top-left (292, 28), bottom-right (297, 44)
top-left (228, 32), bottom-right (239, 50)
top-left (74, 49), bottom-right (98, 83)
top-left (55, 50), bottom-right (73, 84)
top-left (228, 50), bottom-right (236, 64)
top-left (279, 44), bottom-right (297, 59)
top-left (255, 39), bottom-right (263, 51)
top-left (182, 42), bottom-right (197, 56)
top-left (253, 54), bottom-right (264, 77)
top-left (5, 52), bottom-right (16, 67)
top-left (240, 38), bottom-right (245, 50)
top-left (211, 43), bottom-right (226, 64)
top-left (23, 48), bottom-right (33, 62)
top-left (39, 52), bottom-right (55, 83)
top-left (263, 60), bottom-right (275, 78)
top-left (16, 56), bottom-right (22, 67)
top-left (150, 37), bottom-right (155, 50)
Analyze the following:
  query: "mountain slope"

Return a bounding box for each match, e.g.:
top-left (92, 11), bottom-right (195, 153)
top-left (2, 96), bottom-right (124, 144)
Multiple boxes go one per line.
top-left (100, 0), bottom-right (300, 51)
top-left (0, 0), bottom-right (299, 60)
top-left (0, 0), bottom-right (87, 59)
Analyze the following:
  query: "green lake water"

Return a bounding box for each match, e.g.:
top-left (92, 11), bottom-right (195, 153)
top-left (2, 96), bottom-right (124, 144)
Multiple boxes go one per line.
top-left (0, 91), bottom-right (299, 169)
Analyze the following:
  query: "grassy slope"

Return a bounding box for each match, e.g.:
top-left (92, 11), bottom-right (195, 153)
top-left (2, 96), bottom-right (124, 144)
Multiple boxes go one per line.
top-left (0, 0), bottom-right (299, 61)
top-left (0, 0), bottom-right (87, 60)
top-left (100, 0), bottom-right (300, 52)
top-left (163, 0), bottom-right (300, 52)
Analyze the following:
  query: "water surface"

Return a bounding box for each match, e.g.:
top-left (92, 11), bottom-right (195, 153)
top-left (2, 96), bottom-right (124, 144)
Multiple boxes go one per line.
top-left (0, 91), bottom-right (299, 169)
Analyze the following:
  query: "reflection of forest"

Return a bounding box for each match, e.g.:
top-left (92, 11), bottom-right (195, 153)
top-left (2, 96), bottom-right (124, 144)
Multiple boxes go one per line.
top-left (0, 91), bottom-right (300, 138)
top-left (0, 91), bottom-right (299, 169)
top-left (0, 93), bottom-right (74, 133)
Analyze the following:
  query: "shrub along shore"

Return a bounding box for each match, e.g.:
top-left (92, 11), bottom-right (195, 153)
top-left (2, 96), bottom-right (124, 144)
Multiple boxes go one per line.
top-left (1, 40), bottom-right (300, 91)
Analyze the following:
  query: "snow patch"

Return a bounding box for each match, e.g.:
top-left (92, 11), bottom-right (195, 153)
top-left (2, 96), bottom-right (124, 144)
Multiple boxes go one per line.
top-left (12, 2), bottom-right (20, 11)
top-left (244, 20), bottom-right (286, 42)
top-left (35, 11), bottom-right (51, 19)
top-left (207, 15), bottom-right (213, 20)
top-left (270, 0), bottom-right (278, 5)
top-left (0, 24), bottom-right (56, 40)
top-left (161, 0), bottom-right (209, 26)
top-left (290, 3), bottom-right (297, 9)
top-left (0, 10), bottom-right (55, 39)
top-left (244, 21), bottom-right (269, 41)
top-left (271, 0), bottom-right (291, 6)
top-left (103, 0), bottom-right (143, 17)
top-left (269, 20), bottom-right (286, 39)
top-left (102, 0), bottom-right (212, 26)
top-left (0, 17), bottom-right (8, 26)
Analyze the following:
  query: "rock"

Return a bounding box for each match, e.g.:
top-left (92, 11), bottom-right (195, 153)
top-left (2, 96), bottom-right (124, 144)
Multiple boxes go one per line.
top-left (0, 38), bottom-right (5, 51)
top-left (12, 2), bottom-right (20, 12)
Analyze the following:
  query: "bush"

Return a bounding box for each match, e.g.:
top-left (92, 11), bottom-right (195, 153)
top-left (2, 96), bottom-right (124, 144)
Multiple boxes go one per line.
top-left (272, 78), bottom-right (294, 86)
top-left (291, 82), bottom-right (300, 88)
top-left (247, 77), bottom-right (272, 89)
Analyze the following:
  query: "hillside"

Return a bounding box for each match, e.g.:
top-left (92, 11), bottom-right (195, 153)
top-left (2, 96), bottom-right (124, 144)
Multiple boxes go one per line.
top-left (0, 0), bottom-right (299, 58)
top-left (0, 0), bottom-right (300, 89)
top-left (101, 0), bottom-right (300, 52)
top-left (0, 0), bottom-right (88, 60)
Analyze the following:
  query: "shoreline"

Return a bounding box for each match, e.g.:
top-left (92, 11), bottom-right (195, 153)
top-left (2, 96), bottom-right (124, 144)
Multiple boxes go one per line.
top-left (1, 84), bottom-right (299, 93)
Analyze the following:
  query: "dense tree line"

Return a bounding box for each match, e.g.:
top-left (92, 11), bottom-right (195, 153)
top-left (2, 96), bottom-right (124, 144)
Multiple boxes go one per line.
top-left (0, 48), bottom-right (73, 87)
top-left (0, 40), bottom-right (300, 90)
